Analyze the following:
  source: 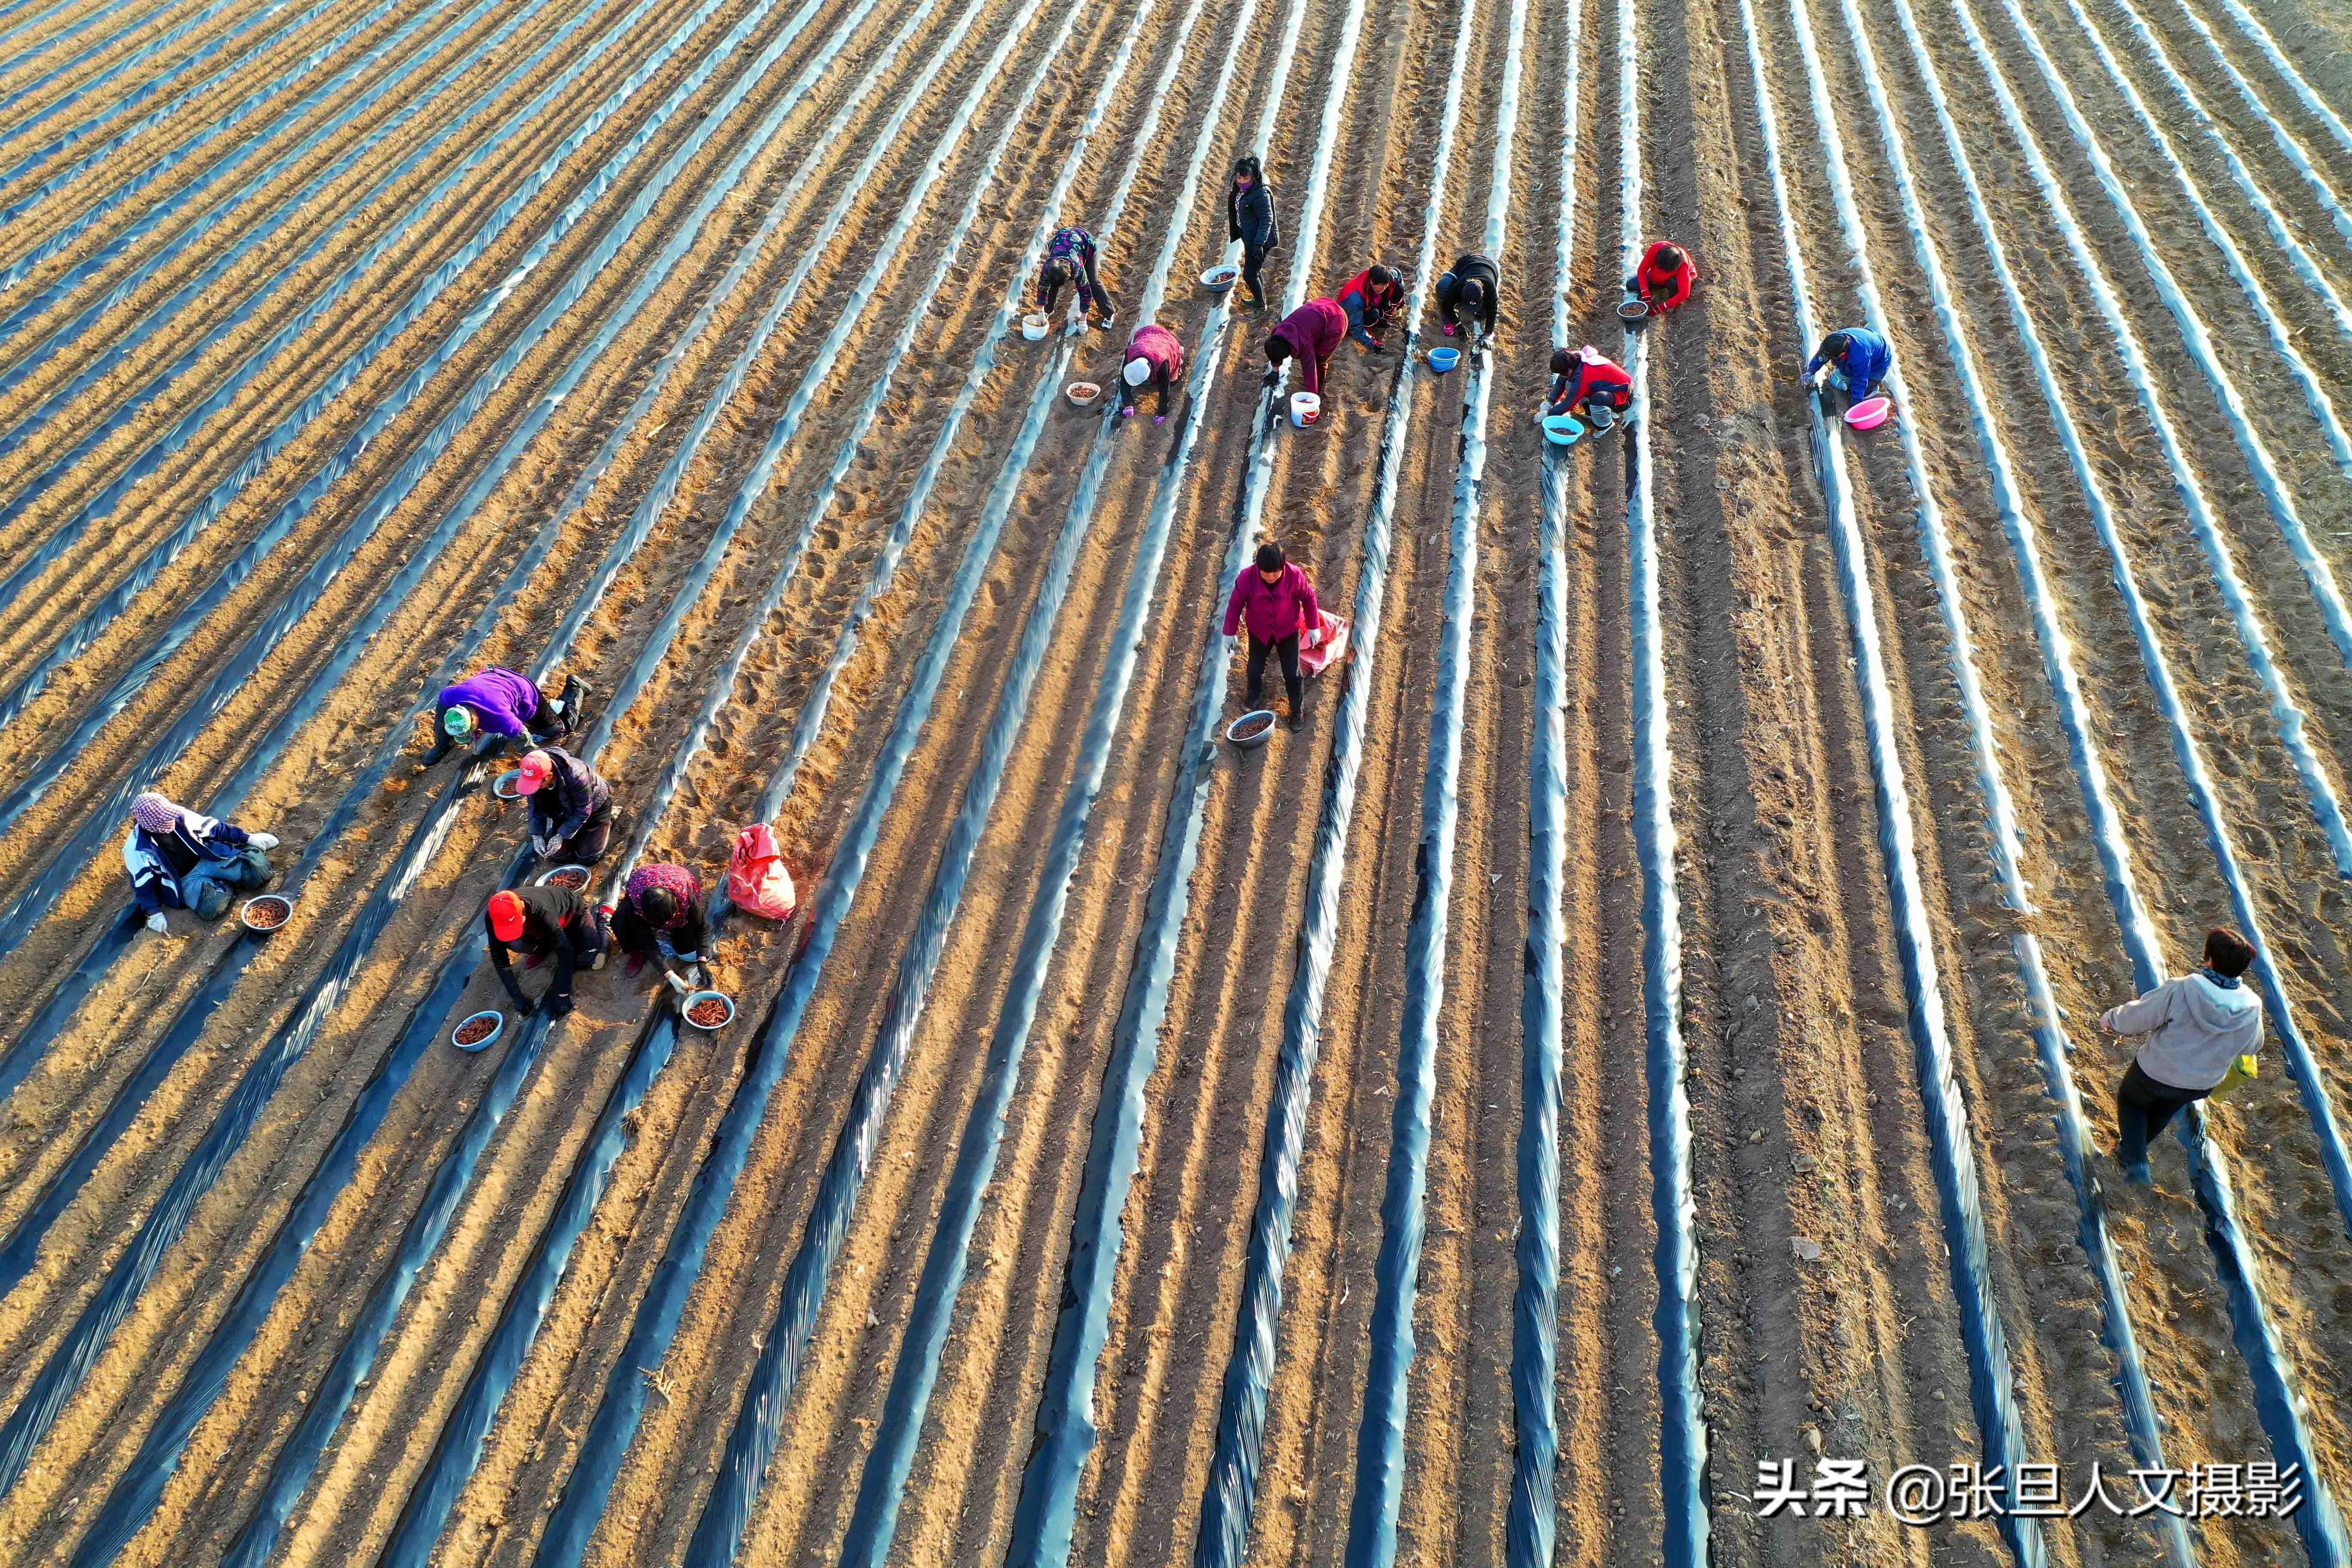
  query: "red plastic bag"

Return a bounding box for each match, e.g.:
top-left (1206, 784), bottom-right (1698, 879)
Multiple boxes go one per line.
top-left (726, 823), bottom-right (797, 920)
top-left (1300, 609), bottom-right (1350, 677)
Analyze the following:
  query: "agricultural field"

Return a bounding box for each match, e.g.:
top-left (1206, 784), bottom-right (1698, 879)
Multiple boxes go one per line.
top-left (0, 0), bottom-right (2347, 1555)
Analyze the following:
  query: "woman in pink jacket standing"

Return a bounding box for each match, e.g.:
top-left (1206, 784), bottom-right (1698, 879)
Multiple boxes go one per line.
top-left (1222, 541), bottom-right (1321, 728)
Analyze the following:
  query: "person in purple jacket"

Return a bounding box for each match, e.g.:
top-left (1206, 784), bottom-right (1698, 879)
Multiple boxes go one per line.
top-left (422, 667), bottom-right (588, 765)
top-left (1222, 540), bottom-right (1321, 728)
top-left (1263, 297), bottom-right (1347, 400)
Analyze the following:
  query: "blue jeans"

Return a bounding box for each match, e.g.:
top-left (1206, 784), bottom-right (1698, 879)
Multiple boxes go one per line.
top-left (183, 846), bottom-right (273, 919)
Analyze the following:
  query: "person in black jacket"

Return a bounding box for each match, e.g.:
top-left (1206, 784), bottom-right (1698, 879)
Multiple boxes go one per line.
top-left (518, 746), bottom-right (614, 864)
top-left (1226, 154), bottom-right (1279, 309)
top-left (486, 885), bottom-right (608, 1020)
top-left (1434, 251), bottom-right (1500, 342)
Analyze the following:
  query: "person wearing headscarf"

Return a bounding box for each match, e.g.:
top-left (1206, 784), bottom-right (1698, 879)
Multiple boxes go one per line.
top-left (1625, 240), bottom-right (1697, 314)
top-left (1433, 251), bottom-right (1500, 340)
top-left (1118, 322), bottom-right (1186, 420)
top-left (124, 791), bottom-right (278, 930)
top-left (517, 746), bottom-right (613, 864)
top-left (1038, 226), bottom-right (1116, 328)
top-left (1264, 296), bottom-right (1347, 399)
top-left (423, 667), bottom-right (587, 765)
top-left (1221, 541), bottom-right (1322, 728)
top-left (611, 862), bottom-right (709, 992)
top-left (1335, 263), bottom-right (1405, 352)
top-left (485, 884), bottom-right (607, 1020)
top-left (1543, 345), bottom-right (1633, 429)
top-left (1804, 325), bottom-right (1892, 410)
top-left (1225, 155), bottom-right (1280, 309)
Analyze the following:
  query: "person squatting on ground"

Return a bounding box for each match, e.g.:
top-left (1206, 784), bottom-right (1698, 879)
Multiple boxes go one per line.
top-left (1226, 154), bottom-right (1279, 309)
top-left (1038, 225), bottom-right (1116, 328)
top-left (1265, 295), bottom-right (1346, 400)
top-left (1804, 325), bottom-right (1891, 410)
top-left (1119, 321), bottom-right (1185, 421)
top-left (1335, 263), bottom-right (1404, 352)
top-left (486, 884), bottom-right (608, 1020)
top-left (612, 861), bottom-right (709, 993)
top-left (1544, 345), bottom-right (1632, 429)
top-left (126, 791), bottom-right (278, 931)
top-left (1625, 240), bottom-right (1696, 315)
top-left (1223, 541), bottom-right (1321, 730)
top-left (519, 745), bottom-right (614, 864)
top-left (2100, 925), bottom-right (2263, 1185)
top-left (1433, 251), bottom-right (1500, 342)
top-left (424, 666), bottom-right (588, 765)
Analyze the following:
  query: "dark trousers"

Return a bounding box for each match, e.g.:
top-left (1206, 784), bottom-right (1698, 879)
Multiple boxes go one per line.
top-left (1246, 631), bottom-right (1302, 714)
top-left (2116, 1060), bottom-right (2206, 1168)
top-left (612, 902), bottom-right (707, 966)
top-left (556, 801), bottom-right (614, 864)
top-left (1240, 242), bottom-right (1268, 303)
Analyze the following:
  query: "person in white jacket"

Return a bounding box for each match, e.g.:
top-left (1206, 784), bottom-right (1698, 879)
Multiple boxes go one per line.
top-left (2100, 926), bottom-right (2263, 1185)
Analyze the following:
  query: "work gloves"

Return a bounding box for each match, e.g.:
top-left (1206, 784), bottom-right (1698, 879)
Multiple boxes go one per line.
top-left (248, 831), bottom-right (279, 851)
top-left (663, 968), bottom-right (691, 995)
top-left (147, 912), bottom-right (170, 934)
top-left (532, 835), bottom-right (551, 858)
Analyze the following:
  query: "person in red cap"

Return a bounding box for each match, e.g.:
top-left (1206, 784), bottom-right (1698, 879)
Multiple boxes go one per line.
top-left (518, 746), bottom-right (613, 863)
top-left (1625, 241), bottom-right (1696, 315)
top-left (485, 884), bottom-right (607, 1020)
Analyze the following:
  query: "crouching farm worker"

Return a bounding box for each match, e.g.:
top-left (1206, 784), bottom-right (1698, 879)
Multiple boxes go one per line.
top-left (126, 791), bottom-right (277, 931)
top-left (486, 884), bottom-right (608, 1021)
top-left (1039, 225), bottom-right (1116, 328)
top-left (1265, 297), bottom-right (1346, 401)
top-left (1119, 322), bottom-right (1185, 421)
top-left (518, 746), bottom-right (614, 864)
top-left (424, 666), bottom-right (588, 765)
top-left (2101, 925), bottom-right (2263, 1186)
top-left (612, 862), bottom-right (709, 993)
top-left (1544, 346), bottom-right (1632, 430)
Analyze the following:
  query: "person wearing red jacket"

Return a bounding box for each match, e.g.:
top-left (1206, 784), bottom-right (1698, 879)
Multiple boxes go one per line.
top-left (1543, 344), bottom-right (1634, 429)
top-left (1625, 240), bottom-right (1696, 314)
top-left (1222, 541), bottom-right (1322, 728)
top-left (1335, 263), bottom-right (1404, 351)
top-left (1264, 296), bottom-right (1347, 399)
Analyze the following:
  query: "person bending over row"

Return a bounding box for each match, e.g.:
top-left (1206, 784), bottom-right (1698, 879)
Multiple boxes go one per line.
top-left (519, 745), bottom-right (613, 864)
top-left (1119, 322), bottom-right (1185, 421)
top-left (126, 791), bottom-right (277, 931)
top-left (1543, 345), bottom-right (1632, 429)
top-left (1265, 295), bottom-right (1345, 400)
top-left (1626, 240), bottom-right (1696, 315)
top-left (1804, 326), bottom-right (1891, 410)
top-left (2101, 925), bottom-right (2263, 1187)
top-left (612, 861), bottom-right (708, 993)
top-left (486, 884), bottom-right (607, 1020)
top-left (1038, 225), bottom-right (1115, 328)
top-left (424, 666), bottom-right (588, 765)
top-left (1226, 155), bottom-right (1280, 309)
top-left (1335, 263), bottom-right (1404, 352)
top-left (1222, 541), bottom-right (1321, 729)
top-left (1434, 251), bottom-right (1499, 341)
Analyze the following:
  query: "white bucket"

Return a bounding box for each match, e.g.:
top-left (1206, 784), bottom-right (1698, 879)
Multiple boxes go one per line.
top-left (1289, 392), bottom-right (1321, 429)
top-left (1021, 313), bottom-right (1050, 341)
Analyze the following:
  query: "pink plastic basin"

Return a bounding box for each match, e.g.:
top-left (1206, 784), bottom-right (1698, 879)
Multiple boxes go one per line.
top-left (1844, 395), bottom-right (1892, 430)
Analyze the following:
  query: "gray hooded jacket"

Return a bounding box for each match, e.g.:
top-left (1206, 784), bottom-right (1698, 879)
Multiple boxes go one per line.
top-left (2102, 969), bottom-right (2262, 1091)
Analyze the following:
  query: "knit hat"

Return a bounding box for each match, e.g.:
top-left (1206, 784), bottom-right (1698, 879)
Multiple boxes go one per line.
top-left (517, 750), bottom-right (553, 794)
top-left (132, 792), bottom-right (181, 836)
top-left (443, 705), bottom-right (477, 741)
top-left (1123, 356), bottom-right (1152, 387)
top-left (488, 889), bottom-right (526, 942)
top-left (1578, 344), bottom-right (1605, 365)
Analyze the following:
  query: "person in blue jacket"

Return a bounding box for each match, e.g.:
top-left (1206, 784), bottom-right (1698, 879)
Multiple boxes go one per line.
top-left (125, 791), bottom-right (278, 930)
top-left (1804, 326), bottom-right (1891, 410)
